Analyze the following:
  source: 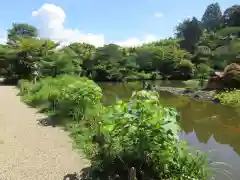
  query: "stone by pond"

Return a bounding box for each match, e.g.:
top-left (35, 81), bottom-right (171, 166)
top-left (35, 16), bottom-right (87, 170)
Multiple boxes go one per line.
top-left (141, 80), bottom-right (219, 103)
top-left (155, 86), bottom-right (216, 102)
top-left (98, 80), bottom-right (240, 180)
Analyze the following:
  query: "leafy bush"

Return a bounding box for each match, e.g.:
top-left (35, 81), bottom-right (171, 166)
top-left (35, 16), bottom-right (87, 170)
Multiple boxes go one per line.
top-left (124, 71), bottom-right (154, 81)
top-left (86, 90), bottom-right (210, 180)
top-left (59, 77), bottom-right (102, 122)
top-left (19, 75), bottom-right (75, 105)
top-left (133, 71), bottom-right (152, 80)
top-left (196, 63), bottom-right (213, 77)
top-left (178, 59), bottom-right (195, 75)
top-left (214, 90), bottom-right (240, 107)
top-left (19, 75), bottom-right (103, 124)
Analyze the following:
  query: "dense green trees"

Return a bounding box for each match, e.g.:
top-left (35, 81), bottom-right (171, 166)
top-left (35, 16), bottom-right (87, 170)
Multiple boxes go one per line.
top-left (0, 3), bottom-right (239, 84)
top-left (176, 4), bottom-right (240, 74)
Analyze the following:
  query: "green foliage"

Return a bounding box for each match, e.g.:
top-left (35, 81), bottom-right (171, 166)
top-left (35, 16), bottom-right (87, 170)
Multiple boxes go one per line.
top-left (223, 5), bottom-right (240, 27)
top-left (7, 23), bottom-right (38, 43)
top-left (4, 4), bottom-right (240, 179)
top-left (19, 75), bottom-right (102, 124)
top-left (40, 50), bottom-right (81, 77)
top-left (175, 17), bottom-right (203, 53)
top-left (201, 3), bottom-right (223, 31)
top-left (1, 3), bottom-right (240, 85)
top-left (214, 90), bottom-right (240, 107)
top-left (87, 90), bottom-right (210, 179)
top-left (197, 63), bottom-right (213, 75)
top-left (216, 26), bottom-right (240, 37)
top-left (183, 79), bottom-right (201, 89)
top-left (19, 76), bottom-right (211, 179)
top-left (19, 75), bottom-right (75, 104)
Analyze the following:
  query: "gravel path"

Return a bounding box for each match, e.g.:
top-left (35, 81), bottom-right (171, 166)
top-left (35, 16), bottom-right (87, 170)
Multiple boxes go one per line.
top-left (0, 86), bottom-right (89, 180)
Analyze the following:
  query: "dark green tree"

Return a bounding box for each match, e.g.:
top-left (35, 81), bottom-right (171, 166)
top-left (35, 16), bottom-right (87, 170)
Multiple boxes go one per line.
top-left (175, 17), bottom-right (203, 53)
top-left (7, 23), bottom-right (38, 44)
top-left (67, 42), bottom-right (96, 76)
top-left (223, 5), bottom-right (240, 27)
top-left (201, 3), bottom-right (223, 31)
top-left (40, 50), bottom-right (79, 77)
top-left (92, 44), bottom-right (123, 81)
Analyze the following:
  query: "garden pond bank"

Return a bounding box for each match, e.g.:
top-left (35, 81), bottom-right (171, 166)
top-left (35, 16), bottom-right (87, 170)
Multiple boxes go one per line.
top-left (98, 80), bottom-right (240, 180)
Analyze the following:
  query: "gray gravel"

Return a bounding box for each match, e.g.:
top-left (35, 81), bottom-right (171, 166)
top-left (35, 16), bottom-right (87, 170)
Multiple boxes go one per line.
top-left (0, 86), bottom-right (89, 180)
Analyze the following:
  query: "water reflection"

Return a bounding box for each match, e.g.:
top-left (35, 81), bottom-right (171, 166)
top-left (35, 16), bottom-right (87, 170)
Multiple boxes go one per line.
top-left (180, 132), bottom-right (240, 180)
top-left (98, 81), bottom-right (240, 180)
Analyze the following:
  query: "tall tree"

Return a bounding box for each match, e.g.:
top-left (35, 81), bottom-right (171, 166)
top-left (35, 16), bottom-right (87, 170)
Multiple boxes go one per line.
top-left (68, 42), bottom-right (96, 75)
top-left (92, 44), bottom-right (123, 81)
top-left (40, 50), bottom-right (79, 77)
top-left (175, 17), bottom-right (203, 53)
top-left (7, 23), bottom-right (38, 43)
top-left (223, 5), bottom-right (240, 27)
top-left (201, 3), bottom-right (223, 31)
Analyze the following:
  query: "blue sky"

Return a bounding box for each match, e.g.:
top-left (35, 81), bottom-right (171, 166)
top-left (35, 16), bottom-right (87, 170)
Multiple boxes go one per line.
top-left (0, 0), bottom-right (239, 46)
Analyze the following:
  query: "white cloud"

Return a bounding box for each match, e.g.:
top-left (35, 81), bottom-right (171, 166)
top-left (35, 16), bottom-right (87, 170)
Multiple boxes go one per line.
top-left (32, 3), bottom-right (105, 47)
top-left (0, 31), bottom-right (7, 44)
top-left (0, 3), bottom-right (159, 47)
top-left (154, 12), bottom-right (164, 18)
top-left (114, 34), bottom-right (160, 47)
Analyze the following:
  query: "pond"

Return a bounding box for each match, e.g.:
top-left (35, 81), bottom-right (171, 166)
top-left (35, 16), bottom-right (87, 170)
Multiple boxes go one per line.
top-left (98, 80), bottom-right (240, 180)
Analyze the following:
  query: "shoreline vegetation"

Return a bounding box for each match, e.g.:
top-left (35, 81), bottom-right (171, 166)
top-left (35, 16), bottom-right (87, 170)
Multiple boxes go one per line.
top-left (0, 2), bottom-right (239, 179)
top-left (18, 75), bottom-right (212, 180)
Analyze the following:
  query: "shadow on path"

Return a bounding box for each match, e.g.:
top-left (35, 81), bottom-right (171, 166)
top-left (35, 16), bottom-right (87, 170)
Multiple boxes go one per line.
top-left (63, 167), bottom-right (90, 180)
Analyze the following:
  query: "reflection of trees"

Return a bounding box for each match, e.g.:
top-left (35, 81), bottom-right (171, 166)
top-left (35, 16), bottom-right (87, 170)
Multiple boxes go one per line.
top-left (178, 100), bottom-right (240, 155)
top-left (98, 82), bottom-right (142, 105)
top-left (159, 91), bottom-right (190, 108)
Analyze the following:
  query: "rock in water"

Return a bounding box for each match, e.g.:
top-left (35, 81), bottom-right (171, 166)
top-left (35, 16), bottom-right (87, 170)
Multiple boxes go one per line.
top-left (205, 63), bottom-right (240, 90)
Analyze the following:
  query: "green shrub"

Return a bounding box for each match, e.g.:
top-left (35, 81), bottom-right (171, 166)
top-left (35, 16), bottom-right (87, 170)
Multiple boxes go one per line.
top-left (19, 75), bottom-right (103, 124)
top-left (59, 77), bottom-right (102, 122)
top-left (19, 76), bottom-right (74, 105)
top-left (134, 71), bottom-right (152, 79)
top-left (214, 90), bottom-right (240, 107)
top-left (179, 59), bottom-right (194, 68)
top-left (196, 63), bottom-right (213, 77)
top-left (87, 90), bottom-right (210, 180)
top-left (124, 71), bottom-right (153, 81)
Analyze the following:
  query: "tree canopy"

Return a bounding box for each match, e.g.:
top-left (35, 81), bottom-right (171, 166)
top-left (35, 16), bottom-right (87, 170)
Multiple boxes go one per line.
top-left (0, 3), bottom-right (239, 83)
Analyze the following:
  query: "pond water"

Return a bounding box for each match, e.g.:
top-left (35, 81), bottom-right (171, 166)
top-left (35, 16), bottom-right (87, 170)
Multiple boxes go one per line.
top-left (98, 81), bottom-right (240, 180)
